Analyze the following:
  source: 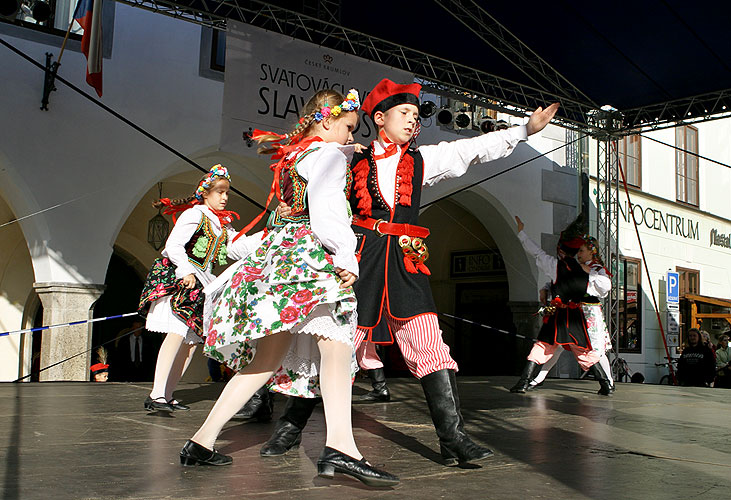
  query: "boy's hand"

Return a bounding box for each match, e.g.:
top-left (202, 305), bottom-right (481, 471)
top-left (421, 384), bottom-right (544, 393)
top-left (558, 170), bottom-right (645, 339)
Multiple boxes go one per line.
top-left (526, 103), bottom-right (560, 136)
top-left (353, 143), bottom-right (367, 154)
top-left (335, 267), bottom-right (357, 288)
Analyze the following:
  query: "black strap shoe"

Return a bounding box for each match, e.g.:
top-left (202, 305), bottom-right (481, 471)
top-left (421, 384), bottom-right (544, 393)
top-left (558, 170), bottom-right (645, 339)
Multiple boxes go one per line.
top-left (168, 399), bottom-right (190, 411)
top-left (144, 396), bottom-right (174, 412)
top-left (317, 447), bottom-right (399, 487)
top-left (179, 440), bottom-right (232, 466)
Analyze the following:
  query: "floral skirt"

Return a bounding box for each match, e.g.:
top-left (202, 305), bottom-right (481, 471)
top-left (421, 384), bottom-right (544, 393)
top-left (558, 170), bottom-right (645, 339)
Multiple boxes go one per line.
top-left (138, 257), bottom-right (205, 341)
top-left (582, 303), bottom-right (611, 353)
top-left (203, 222), bottom-right (358, 398)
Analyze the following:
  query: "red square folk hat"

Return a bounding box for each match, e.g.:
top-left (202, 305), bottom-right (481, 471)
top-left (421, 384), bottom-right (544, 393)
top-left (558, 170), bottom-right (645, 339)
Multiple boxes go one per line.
top-left (362, 79), bottom-right (422, 118)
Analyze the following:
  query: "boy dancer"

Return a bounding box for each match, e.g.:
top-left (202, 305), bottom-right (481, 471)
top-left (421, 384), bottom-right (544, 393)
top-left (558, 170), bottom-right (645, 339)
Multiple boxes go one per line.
top-left (261, 79), bottom-right (558, 466)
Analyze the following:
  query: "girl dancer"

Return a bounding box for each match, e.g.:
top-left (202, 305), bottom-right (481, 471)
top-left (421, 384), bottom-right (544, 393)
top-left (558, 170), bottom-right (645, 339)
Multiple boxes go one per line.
top-left (180, 89), bottom-right (398, 487)
top-left (138, 166), bottom-right (258, 412)
top-left (510, 216), bottom-right (614, 395)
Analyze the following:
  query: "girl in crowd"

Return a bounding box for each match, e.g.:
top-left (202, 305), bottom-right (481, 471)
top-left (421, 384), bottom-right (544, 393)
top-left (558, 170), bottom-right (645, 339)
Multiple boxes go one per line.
top-left (180, 89), bottom-right (398, 487)
top-left (510, 216), bottom-right (614, 395)
top-left (138, 166), bottom-right (259, 412)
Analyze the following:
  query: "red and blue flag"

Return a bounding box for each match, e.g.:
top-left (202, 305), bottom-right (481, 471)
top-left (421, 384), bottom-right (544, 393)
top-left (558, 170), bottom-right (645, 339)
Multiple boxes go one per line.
top-left (73, 0), bottom-right (103, 97)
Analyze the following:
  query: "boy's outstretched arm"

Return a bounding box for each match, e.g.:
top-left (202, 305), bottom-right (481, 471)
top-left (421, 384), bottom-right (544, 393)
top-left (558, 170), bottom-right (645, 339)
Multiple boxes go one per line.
top-left (526, 103), bottom-right (560, 136)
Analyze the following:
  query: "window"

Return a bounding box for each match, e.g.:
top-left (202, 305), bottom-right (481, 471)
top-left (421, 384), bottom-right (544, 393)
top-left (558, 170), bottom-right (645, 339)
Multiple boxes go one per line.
top-left (675, 125), bottom-right (699, 206)
top-left (618, 135), bottom-right (641, 187)
top-left (565, 129), bottom-right (589, 171)
top-left (211, 29), bottom-right (226, 71)
top-left (1, 0), bottom-right (83, 38)
top-left (677, 267), bottom-right (699, 296)
top-left (619, 258), bottom-right (641, 353)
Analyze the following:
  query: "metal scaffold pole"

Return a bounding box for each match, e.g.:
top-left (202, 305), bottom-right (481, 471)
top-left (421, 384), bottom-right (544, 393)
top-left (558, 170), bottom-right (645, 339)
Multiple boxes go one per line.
top-left (590, 108), bottom-right (622, 373)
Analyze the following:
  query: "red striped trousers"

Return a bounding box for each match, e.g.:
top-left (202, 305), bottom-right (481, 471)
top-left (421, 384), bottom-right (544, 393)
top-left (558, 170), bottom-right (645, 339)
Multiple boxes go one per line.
top-left (353, 312), bottom-right (458, 379)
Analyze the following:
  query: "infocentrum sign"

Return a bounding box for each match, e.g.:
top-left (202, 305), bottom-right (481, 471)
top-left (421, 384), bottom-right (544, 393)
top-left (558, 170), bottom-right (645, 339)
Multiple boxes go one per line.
top-left (618, 200), bottom-right (699, 240)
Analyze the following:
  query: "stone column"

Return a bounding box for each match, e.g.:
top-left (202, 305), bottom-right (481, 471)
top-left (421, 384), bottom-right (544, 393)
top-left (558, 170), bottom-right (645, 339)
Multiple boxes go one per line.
top-left (34, 282), bottom-right (105, 381)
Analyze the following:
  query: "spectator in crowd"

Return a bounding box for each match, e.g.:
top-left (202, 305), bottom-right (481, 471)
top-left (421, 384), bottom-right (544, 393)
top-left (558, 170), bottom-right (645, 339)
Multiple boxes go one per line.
top-left (714, 334), bottom-right (731, 389)
top-left (677, 328), bottom-right (715, 387)
top-left (112, 321), bottom-right (159, 382)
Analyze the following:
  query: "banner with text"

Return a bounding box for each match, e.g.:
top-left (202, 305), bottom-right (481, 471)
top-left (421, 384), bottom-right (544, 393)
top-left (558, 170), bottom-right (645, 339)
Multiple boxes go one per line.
top-left (220, 21), bottom-right (413, 156)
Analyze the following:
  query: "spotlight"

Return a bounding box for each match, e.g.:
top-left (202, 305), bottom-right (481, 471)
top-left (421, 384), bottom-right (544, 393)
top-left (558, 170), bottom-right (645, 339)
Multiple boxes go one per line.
top-left (420, 100), bottom-right (436, 118)
top-left (0, 0), bottom-right (20, 18)
top-left (437, 108), bottom-right (453, 125)
top-left (479, 118), bottom-right (496, 134)
top-left (454, 112), bottom-right (471, 129)
top-left (28, 0), bottom-right (50, 22)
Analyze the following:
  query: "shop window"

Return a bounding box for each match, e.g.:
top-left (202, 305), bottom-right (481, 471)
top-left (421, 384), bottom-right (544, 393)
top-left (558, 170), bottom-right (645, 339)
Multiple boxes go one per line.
top-left (675, 125), bottom-right (699, 206)
top-left (618, 135), bottom-right (641, 187)
top-left (677, 267), bottom-right (699, 296)
top-left (618, 258), bottom-right (641, 353)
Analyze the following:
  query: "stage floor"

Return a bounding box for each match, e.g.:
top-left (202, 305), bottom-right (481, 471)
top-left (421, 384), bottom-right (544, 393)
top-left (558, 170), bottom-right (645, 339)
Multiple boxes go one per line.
top-left (1, 377), bottom-right (729, 500)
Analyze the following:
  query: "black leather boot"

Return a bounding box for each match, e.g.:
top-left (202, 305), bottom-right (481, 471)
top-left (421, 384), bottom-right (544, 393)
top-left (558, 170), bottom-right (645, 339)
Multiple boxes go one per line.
top-left (420, 369), bottom-right (494, 466)
top-left (260, 396), bottom-right (320, 456)
top-left (233, 386), bottom-right (273, 421)
top-left (510, 361), bottom-right (540, 393)
top-left (591, 363), bottom-right (615, 396)
top-left (359, 368), bottom-right (391, 402)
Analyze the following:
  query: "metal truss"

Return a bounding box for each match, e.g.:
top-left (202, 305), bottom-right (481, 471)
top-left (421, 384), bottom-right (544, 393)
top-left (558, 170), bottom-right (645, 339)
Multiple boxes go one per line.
top-left (621, 88), bottom-right (731, 135)
top-left (593, 119), bottom-right (621, 370)
top-left (432, 0), bottom-right (597, 109)
top-left (115, 0), bottom-right (596, 128)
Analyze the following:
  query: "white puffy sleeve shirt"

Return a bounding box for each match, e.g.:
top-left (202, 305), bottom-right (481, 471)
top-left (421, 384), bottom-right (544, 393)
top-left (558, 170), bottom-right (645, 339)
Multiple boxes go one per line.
top-left (295, 142), bottom-right (359, 277)
top-left (161, 205), bottom-right (220, 284)
top-left (517, 230), bottom-right (611, 299)
top-left (371, 126), bottom-right (527, 208)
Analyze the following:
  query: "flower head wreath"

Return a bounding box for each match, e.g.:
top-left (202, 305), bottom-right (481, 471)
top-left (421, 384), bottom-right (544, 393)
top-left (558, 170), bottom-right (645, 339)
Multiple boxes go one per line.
top-left (312, 89), bottom-right (361, 122)
top-left (195, 164), bottom-right (231, 201)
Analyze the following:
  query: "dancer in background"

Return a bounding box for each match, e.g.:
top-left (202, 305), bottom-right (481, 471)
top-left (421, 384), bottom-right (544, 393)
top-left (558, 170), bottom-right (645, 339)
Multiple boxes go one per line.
top-left (138, 165), bottom-right (260, 412)
top-left (181, 88), bottom-right (398, 487)
top-left (510, 216), bottom-right (614, 395)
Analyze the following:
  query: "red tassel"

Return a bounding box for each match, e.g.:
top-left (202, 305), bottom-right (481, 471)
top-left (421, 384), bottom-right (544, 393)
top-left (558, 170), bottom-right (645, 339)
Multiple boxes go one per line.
top-left (352, 159), bottom-right (372, 216)
top-left (403, 256), bottom-right (417, 273)
top-left (416, 261), bottom-right (431, 275)
top-left (396, 153), bottom-right (414, 206)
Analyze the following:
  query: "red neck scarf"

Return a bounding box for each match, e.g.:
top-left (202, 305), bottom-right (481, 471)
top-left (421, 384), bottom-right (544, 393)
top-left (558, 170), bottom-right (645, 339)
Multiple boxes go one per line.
top-left (373, 129), bottom-right (400, 160)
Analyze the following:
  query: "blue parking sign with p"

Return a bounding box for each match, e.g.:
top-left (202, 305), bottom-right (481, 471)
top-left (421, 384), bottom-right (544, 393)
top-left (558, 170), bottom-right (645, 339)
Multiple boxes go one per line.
top-left (667, 271), bottom-right (679, 303)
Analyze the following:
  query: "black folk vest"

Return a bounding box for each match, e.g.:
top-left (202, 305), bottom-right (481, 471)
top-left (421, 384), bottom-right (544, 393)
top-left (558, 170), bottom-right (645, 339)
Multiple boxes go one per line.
top-left (537, 257), bottom-right (593, 348)
top-left (348, 146), bottom-right (437, 343)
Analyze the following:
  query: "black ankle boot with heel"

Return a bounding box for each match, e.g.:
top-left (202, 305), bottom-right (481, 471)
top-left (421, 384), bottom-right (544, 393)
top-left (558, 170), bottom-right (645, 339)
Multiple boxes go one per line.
top-left (260, 396), bottom-right (320, 456)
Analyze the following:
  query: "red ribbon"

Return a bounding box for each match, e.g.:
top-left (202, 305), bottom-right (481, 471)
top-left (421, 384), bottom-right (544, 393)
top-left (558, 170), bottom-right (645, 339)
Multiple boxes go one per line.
top-left (232, 133), bottom-right (322, 242)
top-left (158, 199), bottom-right (239, 226)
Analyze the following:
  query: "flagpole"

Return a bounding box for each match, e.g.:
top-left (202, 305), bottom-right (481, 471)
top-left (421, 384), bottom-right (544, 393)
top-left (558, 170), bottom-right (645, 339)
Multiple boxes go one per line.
top-left (41, 0), bottom-right (82, 110)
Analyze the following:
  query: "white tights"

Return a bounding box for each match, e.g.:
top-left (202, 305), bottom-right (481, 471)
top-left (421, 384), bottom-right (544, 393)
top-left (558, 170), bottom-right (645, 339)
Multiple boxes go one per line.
top-left (191, 332), bottom-right (361, 459)
top-left (149, 333), bottom-right (197, 401)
